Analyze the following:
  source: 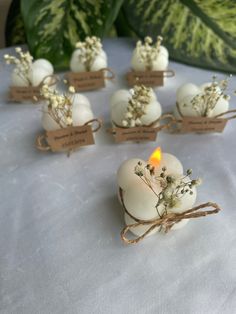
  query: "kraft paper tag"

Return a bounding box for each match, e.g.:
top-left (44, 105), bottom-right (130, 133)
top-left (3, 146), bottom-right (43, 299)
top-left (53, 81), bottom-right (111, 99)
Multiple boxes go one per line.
top-left (126, 71), bottom-right (164, 87)
top-left (67, 71), bottom-right (105, 91)
top-left (181, 116), bottom-right (228, 133)
top-left (114, 127), bottom-right (158, 143)
top-left (46, 125), bottom-right (95, 152)
top-left (9, 86), bottom-right (41, 102)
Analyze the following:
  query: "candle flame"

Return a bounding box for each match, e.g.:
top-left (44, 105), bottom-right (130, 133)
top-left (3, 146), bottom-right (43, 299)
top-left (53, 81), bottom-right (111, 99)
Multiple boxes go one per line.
top-left (148, 147), bottom-right (162, 168)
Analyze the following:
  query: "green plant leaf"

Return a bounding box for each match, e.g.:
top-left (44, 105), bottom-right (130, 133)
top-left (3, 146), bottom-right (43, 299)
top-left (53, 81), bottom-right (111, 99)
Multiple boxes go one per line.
top-left (120, 0), bottom-right (236, 73)
top-left (5, 0), bottom-right (26, 46)
top-left (21, 0), bottom-right (124, 70)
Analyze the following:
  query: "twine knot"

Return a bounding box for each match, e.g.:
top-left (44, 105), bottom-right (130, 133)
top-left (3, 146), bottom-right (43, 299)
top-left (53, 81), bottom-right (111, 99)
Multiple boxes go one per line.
top-left (119, 188), bottom-right (221, 244)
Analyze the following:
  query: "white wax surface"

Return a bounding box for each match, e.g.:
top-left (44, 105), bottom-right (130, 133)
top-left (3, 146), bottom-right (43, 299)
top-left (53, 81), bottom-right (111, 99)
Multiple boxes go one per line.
top-left (123, 180), bottom-right (162, 220)
top-left (154, 153), bottom-right (183, 176)
top-left (117, 158), bottom-right (147, 190)
top-left (32, 59), bottom-right (53, 75)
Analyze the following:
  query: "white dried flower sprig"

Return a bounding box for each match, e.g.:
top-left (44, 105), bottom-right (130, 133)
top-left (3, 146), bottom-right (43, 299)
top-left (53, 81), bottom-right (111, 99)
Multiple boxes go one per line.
top-left (75, 36), bottom-right (102, 71)
top-left (134, 162), bottom-right (202, 217)
top-left (136, 36), bottom-right (163, 71)
top-left (40, 85), bottom-right (76, 128)
top-left (4, 47), bottom-right (33, 85)
top-left (189, 75), bottom-right (232, 117)
top-left (122, 85), bottom-right (152, 127)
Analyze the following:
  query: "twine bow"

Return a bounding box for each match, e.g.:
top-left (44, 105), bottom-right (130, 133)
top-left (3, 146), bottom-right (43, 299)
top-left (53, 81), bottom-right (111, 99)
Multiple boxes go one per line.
top-left (119, 188), bottom-right (221, 244)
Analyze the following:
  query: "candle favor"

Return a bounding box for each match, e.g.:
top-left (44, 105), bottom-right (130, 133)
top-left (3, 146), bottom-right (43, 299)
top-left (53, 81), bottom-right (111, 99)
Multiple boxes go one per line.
top-left (117, 147), bottom-right (221, 244)
top-left (67, 36), bottom-right (114, 92)
top-left (4, 47), bottom-right (57, 102)
top-left (126, 36), bottom-right (174, 87)
top-left (173, 76), bottom-right (236, 133)
top-left (36, 85), bottom-right (102, 154)
top-left (109, 85), bottom-right (174, 142)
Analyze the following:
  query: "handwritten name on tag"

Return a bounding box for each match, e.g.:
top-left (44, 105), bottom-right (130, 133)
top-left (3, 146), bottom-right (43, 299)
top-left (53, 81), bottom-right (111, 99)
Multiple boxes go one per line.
top-left (126, 71), bottom-right (164, 87)
top-left (181, 116), bottom-right (227, 133)
top-left (46, 125), bottom-right (95, 152)
top-left (66, 71), bottom-right (105, 91)
top-left (114, 127), bottom-right (158, 143)
top-left (9, 86), bottom-right (41, 102)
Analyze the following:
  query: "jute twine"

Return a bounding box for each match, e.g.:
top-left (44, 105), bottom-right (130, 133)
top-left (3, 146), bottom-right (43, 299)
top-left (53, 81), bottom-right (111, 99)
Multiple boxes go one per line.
top-left (37, 74), bottom-right (59, 89)
top-left (101, 68), bottom-right (115, 80)
top-left (36, 118), bottom-right (102, 152)
top-left (176, 102), bottom-right (236, 121)
top-left (119, 188), bottom-right (221, 244)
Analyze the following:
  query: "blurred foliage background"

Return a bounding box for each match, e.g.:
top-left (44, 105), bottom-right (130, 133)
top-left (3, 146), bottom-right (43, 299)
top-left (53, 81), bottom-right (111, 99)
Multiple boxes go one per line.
top-left (5, 0), bottom-right (236, 72)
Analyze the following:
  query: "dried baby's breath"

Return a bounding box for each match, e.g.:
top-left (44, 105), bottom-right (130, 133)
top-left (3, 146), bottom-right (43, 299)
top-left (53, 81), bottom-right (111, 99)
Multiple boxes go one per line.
top-left (75, 36), bottom-right (102, 71)
top-left (4, 47), bottom-right (33, 85)
top-left (189, 75), bottom-right (232, 117)
top-left (134, 162), bottom-right (202, 217)
top-left (41, 85), bottom-right (75, 128)
top-left (122, 85), bottom-right (152, 127)
top-left (136, 36), bottom-right (163, 70)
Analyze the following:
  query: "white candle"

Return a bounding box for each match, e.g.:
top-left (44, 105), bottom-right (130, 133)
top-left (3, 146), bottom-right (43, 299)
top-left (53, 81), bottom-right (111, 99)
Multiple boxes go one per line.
top-left (42, 92), bottom-right (94, 131)
top-left (117, 148), bottom-right (199, 237)
top-left (110, 86), bottom-right (162, 127)
top-left (174, 80), bottom-right (229, 118)
top-left (70, 36), bottom-right (107, 72)
top-left (131, 36), bottom-right (169, 72)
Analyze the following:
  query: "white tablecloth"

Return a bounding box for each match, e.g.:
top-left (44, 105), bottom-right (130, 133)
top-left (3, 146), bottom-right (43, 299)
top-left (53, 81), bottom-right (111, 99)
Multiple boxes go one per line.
top-left (0, 39), bottom-right (236, 314)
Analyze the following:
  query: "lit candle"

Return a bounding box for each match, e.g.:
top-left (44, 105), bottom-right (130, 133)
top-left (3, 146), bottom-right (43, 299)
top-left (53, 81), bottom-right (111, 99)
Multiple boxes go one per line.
top-left (110, 85), bottom-right (162, 128)
top-left (174, 76), bottom-right (230, 118)
top-left (4, 47), bottom-right (54, 87)
top-left (131, 36), bottom-right (169, 71)
top-left (117, 147), bottom-right (200, 237)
